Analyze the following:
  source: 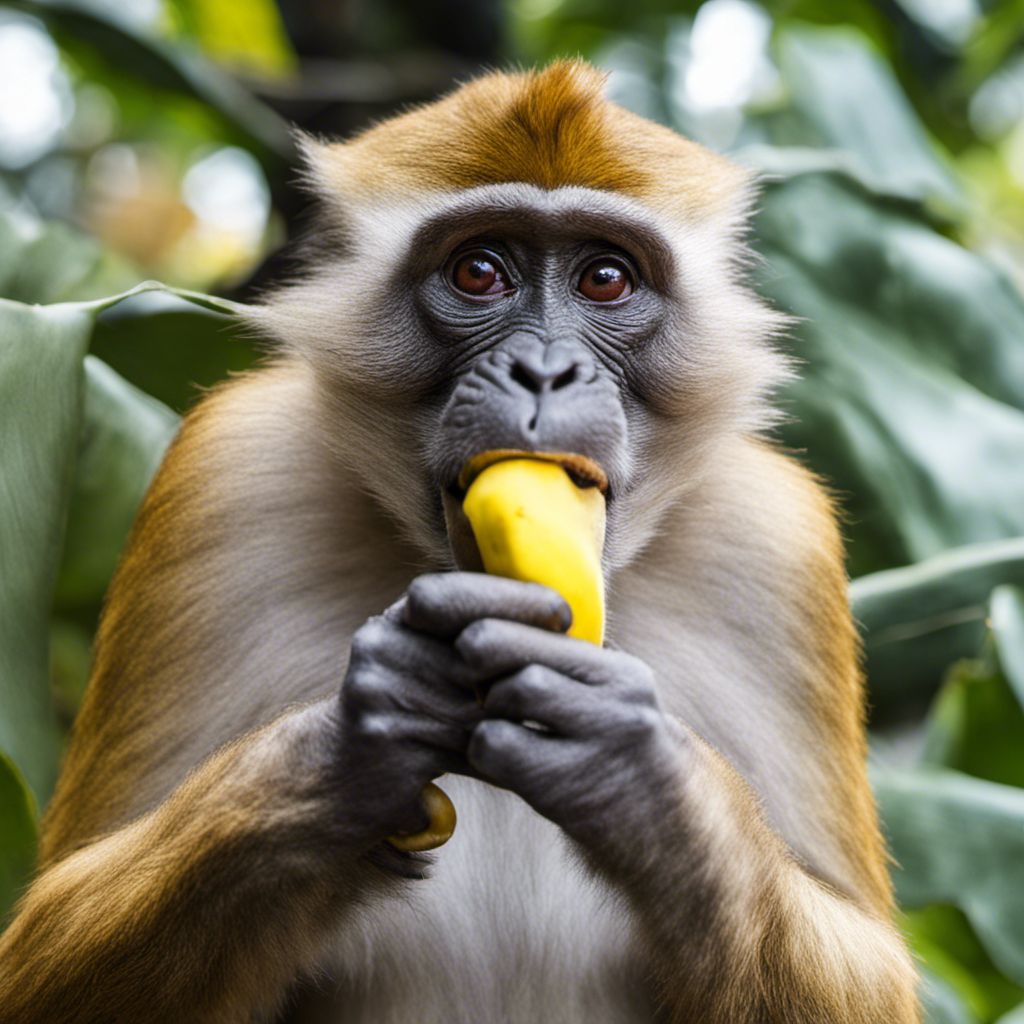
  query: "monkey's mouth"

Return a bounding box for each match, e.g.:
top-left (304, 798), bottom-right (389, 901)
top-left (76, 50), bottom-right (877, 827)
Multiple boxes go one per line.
top-left (442, 449), bottom-right (609, 571)
top-left (453, 449), bottom-right (609, 499)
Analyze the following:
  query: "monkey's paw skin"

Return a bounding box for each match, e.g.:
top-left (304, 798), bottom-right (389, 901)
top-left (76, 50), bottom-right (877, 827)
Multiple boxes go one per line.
top-left (333, 572), bottom-right (574, 852)
top-left (456, 617), bottom-right (682, 871)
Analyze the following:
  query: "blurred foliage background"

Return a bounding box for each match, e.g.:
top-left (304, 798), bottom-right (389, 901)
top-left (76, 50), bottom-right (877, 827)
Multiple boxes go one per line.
top-left (1, 0), bottom-right (1023, 1019)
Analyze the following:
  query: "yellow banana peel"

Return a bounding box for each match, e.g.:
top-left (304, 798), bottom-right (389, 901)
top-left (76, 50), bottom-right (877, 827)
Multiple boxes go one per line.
top-left (387, 453), bottom-right (606, 852)
top-left (462, 457), bottom-right (606, 645)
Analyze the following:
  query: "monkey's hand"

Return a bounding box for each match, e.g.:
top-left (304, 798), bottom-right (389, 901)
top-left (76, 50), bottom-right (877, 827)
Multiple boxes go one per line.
top-left (334, 574), bottom-right (571, 847)
top-left (452, 602), bottom-right (680, 875)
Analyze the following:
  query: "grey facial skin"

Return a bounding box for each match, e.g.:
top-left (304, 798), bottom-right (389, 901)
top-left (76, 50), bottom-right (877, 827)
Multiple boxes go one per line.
top-left (413, 200), bottom-right (670, 503)
top-left (277, 185), bottom-right (738, 572)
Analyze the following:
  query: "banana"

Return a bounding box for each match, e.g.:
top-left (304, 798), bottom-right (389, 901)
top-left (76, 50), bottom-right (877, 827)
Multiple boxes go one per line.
top-left (387, 454), bottom-right (606, 853)
top-left (462, 457), bottom-right (606, 646)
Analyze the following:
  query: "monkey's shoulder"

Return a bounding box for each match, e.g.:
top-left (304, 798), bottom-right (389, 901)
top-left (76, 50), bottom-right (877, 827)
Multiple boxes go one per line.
top-left (618, 436), bottom-right (847, 619)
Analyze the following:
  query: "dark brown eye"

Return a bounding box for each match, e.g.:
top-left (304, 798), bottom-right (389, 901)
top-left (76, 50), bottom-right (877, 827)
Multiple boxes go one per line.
top-left (578, 259), bottom-right (634, 303)
top-left (450, 251), bottom-right (511, 298)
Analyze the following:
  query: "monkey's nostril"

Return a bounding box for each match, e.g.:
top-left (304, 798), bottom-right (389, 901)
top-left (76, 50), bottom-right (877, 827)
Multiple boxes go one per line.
top-left (510, 361), bottom-right (542, 394)
top-left (551, 365), bottom-right (577, 391)
top-left (510, 358), bottom-right (581, 394)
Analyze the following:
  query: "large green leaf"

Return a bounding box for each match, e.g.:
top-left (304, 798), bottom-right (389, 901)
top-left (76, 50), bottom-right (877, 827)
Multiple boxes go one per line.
top-left (56, 357), bottom-right (180, 609)
top-left (920, 969), bottom-right (978, 1024)
top-left (0, 299), bottom-right (94, 802)
top-left (756, 170), bottom-right (1024, 577)
top-left (91, 290), bottom-right (257, 412)
top-left (0, 282), bottom-right (237, 806)
top-left (876, 766), bottom-right (1024, 986)
top-left (922, 658), bottom-right (1024, 787)
top-left (991, 587), bottom-right (1024, 709)
top-left (919, 583), bottom-right (1024, 786)
top-left (907, 905), bottom-right (1024, 1023)
top-left (921, 970), bottom-right (974, 1024)
top-left (851, 539), bottom-right (1024, 717)
top-left (0, 753), bottom-right (37, 924)
top-left (765, 25), bottom-right (963, 211)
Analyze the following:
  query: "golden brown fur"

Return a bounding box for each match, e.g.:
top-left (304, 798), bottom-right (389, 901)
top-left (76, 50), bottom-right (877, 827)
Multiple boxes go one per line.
top-left (308, 61), bottom-right (750, 220)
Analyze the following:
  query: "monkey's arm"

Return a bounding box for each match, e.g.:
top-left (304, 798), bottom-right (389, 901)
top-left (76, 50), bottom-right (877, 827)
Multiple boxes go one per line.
top-left (0, 704), bottom-right (362, 1024)
top-left (619, 728), bottom-right (919, 1023)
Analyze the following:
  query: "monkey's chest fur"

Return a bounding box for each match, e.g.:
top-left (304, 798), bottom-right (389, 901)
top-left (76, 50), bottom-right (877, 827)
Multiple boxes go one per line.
top-left (319, 776), bottom-right (654, 1023)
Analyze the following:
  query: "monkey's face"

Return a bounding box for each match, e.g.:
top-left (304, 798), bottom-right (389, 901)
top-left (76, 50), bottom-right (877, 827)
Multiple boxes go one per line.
top-left (265, 181), bottom-right (785, 571)
top-left (418, 187), bottom-right (654, 568)
top-left (259, 65), bottom-right (788, 570)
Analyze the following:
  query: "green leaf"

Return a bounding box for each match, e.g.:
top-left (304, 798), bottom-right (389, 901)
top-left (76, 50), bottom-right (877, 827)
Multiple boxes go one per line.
top-left (56, 357), bottom-right (180, 609)
top-left (50, 618), bottom-right (95, 728)
top-left (0, 753), bottom-right (37, 924)
top-left (921, 658), bottom-right (1024, 787)
top-left (90, 289), bottom-right (256, 412)
top-left (909, 909), bottom-right (1019, 1019)
top-left (16, 0), bottom-right (293, 166)
top-left (0, 282), bottom-right (237, 805)
top-left (756, 170), bottom-right (1024, 577)
top-left (996, 1002), bottom-right (1024, 1024)
top-left (919, 966), bottom-right (980, 1024)
top-left (768, 25), bottom-right (963, 211)
top-left (875, 766), bottom-right (1024, 986)
top-left (852, 539), bottom-right (1024, 717)
top-left (991, 587), bottom-right (1024, 709)
top-left (0, 299), bottom-right (93, 803)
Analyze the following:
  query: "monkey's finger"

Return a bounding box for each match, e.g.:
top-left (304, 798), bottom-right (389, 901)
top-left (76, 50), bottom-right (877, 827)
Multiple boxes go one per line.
top-left (349, 615), bottom-right (487, 694)
top-left (358, 709), bottom-right (477, 757)
top-left (456, 618), bottom-right (633, 684)
top-left (467, 719), bottom-right (576, 790)
top-left (344, 661), bottom-right (484, 731)
top-left (403, 573), bottom-right (571, 639)
top-left (484, 665), bottom-right (601, 735)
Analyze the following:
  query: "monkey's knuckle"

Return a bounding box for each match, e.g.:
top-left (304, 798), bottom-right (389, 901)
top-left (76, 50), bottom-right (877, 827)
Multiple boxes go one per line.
top-left (350, 618), bottom-right (390, 663)
top-left (617, 661), bottom-right (656, 701)
top-left (469, 720), bottom-right (513, 760)
top-left (456, 618), bottom-right (493, 660)
top-left (515, 664), bottom-right (550, 696)
top-left (406, 574), bottom-right (445, 614)
top-left (356, 711), bottom-right (395, 742)
top-left (618, 705), bottom-right (661, 740)
top-left (344, 666), bottom-right (387, 707)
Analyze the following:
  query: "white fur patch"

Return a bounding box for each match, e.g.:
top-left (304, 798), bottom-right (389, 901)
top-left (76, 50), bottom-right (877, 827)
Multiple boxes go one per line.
top-left (322, 777), bottom-right (653, 1023)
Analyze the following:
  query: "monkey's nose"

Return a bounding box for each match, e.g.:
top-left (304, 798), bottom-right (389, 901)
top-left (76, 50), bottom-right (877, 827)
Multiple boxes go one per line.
top-left (509, 349), bottom-right (582, 395)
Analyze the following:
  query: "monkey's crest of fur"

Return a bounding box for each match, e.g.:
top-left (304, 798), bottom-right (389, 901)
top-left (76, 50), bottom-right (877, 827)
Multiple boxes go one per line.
top-left (305, 60), bottom-right (749, 221)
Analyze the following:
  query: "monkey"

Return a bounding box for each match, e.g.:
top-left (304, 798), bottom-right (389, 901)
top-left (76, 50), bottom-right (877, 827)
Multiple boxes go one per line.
top-left (0, 61), bottom-right (919, 1023)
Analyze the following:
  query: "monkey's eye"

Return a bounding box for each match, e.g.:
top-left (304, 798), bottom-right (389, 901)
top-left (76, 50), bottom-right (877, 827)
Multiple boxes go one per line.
top-left (449, 250), bottom-right (513, 299)
top-left (577, 258), bottom-right (634, 303)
